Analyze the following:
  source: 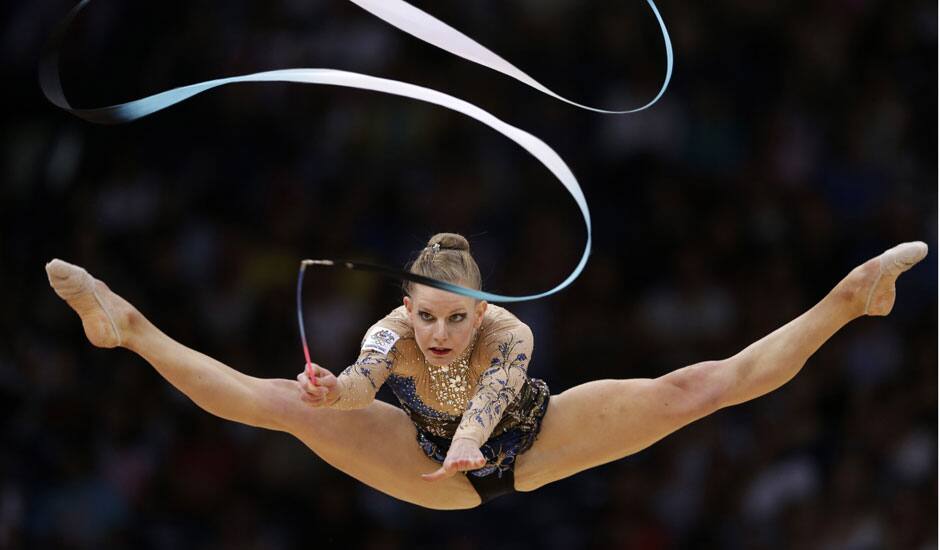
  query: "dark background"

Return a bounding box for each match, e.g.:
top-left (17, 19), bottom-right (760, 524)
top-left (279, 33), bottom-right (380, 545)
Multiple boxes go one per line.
top-left (1, 0), bottom-right (937, 548)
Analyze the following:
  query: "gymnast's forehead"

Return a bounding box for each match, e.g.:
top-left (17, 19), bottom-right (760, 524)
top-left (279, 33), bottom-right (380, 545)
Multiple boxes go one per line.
top-left (409, 284), bottom-right (477, 312)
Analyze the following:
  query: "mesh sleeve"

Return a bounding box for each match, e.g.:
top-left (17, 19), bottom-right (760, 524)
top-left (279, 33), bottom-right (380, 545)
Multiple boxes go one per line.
top-left (453, 324), bottom-right (533, 445)
top-left (329, 325), bottom-right (400, 410)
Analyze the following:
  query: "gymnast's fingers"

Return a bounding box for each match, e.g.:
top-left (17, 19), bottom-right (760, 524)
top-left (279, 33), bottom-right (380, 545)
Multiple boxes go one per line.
top-left (421, 464), bottom-right (456, 482)
top-left (309, 363), bottom-right (333, 379)
top-left (296, 372), bottom-right (328, 398)
top-left (462, 456), bottom-right (486, 469)
top-left (296, 383), bottom-right (329, 406)
top-left (307, 365), bottom-right (338, 394)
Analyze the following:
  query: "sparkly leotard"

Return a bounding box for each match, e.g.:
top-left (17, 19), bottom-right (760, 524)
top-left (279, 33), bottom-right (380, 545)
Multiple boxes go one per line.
top-left (330, 305), bottom-right (550, 480)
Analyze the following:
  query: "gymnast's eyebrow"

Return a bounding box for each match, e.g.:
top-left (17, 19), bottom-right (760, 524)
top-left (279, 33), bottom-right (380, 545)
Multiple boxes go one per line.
top-left (418, 306), bottom-right (468, 315)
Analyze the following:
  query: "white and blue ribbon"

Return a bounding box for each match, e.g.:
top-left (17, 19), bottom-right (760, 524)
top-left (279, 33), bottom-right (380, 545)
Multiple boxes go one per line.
top-left (41, 0), bottom-right (673, 303)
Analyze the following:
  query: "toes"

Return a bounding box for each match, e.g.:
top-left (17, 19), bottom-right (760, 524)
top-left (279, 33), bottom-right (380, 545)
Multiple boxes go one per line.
top-left (882, 241), bottom-right (929, 275)
top-left (46, 258), bottom-right (73, 282)
top-left (45, 259), bottom-right (125, 348)
top-left (45, 259), bottom-right (92, 299)
top-left (863, 241), bottom-right (928, 316)
top-left (901, 241), bottom-right (928, 267)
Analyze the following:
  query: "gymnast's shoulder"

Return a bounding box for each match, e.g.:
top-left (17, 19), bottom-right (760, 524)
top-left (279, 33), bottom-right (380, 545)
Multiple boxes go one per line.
top-left (477, 304), bottom-right (533, 348)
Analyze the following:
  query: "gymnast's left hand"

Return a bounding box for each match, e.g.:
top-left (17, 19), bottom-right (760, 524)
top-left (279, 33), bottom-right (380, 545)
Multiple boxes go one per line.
top-left (421, 437), bottom-right (486, 482)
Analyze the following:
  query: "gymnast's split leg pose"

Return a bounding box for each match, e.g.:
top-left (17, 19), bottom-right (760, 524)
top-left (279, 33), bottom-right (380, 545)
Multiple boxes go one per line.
top-left (45, 237), bottom-right (927, 510)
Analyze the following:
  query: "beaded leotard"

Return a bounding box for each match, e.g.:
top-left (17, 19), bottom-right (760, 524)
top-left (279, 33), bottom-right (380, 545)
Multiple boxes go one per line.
top-left (330, 305), bottom-right (550, 478)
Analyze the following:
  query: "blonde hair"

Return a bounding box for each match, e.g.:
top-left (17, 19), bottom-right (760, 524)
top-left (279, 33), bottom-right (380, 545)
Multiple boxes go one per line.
top-left (403, 233), bottom-right (482, 295)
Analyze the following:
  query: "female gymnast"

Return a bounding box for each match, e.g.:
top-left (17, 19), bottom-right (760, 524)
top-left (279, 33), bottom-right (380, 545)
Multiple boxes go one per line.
top-left (45, 233), bottom-right (927, 509)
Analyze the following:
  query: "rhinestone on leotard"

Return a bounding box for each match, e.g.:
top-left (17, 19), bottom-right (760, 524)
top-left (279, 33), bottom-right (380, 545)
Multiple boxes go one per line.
top-left (424, 337), bottom-right (477, 411)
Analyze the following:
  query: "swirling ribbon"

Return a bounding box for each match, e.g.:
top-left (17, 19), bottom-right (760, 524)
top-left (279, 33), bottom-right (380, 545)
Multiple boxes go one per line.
top-left (41, 0), bottom-right (672, 364)
top-left (41, 0), bottom-right (672, 302)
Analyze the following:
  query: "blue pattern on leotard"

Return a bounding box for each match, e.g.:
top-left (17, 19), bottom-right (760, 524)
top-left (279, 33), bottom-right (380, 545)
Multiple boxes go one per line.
top-left (385, 375), bottom-right (452, 426)
top-left (386, 375), bottom-right (551, 478)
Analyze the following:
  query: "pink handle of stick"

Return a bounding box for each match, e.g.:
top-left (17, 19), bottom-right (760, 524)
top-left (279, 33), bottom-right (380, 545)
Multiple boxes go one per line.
top-left (303, 344), bottom-right (317, 387)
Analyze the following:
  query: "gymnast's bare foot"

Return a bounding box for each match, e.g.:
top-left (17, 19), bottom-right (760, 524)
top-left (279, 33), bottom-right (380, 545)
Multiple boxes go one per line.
top-left (839, 241), bottom-right (929, 318)
top-left (46, 259), bottom-right (138, 349)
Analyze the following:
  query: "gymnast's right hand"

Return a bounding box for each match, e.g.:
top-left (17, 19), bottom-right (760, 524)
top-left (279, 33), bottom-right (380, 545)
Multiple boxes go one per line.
top-left (295, 363), bottom-right (340, 407)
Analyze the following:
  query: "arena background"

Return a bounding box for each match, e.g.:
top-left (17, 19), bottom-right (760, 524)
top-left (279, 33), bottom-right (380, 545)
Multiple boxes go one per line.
top-left (1, 1), bottom-right (937, 548)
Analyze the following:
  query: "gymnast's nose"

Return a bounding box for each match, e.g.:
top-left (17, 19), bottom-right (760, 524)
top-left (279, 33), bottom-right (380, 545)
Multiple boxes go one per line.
top-left (431, 320), bottom-right (448, 343)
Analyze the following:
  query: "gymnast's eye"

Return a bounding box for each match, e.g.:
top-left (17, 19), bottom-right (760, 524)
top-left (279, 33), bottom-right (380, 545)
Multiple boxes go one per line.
top-left (419, 311), bottom-right (434, 322)
top-left (449, 313), bottom-right (466, 323)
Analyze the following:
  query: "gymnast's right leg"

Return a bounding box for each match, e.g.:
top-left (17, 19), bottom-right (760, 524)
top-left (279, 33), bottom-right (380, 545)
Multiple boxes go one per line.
top-left (45, 259), bottom-right (480, 510)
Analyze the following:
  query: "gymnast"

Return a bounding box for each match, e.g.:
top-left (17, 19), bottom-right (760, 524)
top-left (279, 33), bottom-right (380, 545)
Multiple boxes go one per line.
top-left (45, 233), bottom-right (927, 509)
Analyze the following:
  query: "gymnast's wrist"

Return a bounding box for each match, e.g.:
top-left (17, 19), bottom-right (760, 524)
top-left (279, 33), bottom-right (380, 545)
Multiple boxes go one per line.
top-left (451, 430), bottom-right (484, 448)
top-left (324, 376), bottom-right (347, 408)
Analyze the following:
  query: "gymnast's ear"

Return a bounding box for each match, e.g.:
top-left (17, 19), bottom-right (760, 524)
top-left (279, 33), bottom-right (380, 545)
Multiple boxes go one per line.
top-left (474, 300), bottom-right (487, 325)
top-left (403, 295), bottom-right (412, 312)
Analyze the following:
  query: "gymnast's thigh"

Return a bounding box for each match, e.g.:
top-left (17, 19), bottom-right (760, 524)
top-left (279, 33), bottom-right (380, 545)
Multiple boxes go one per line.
top-left (514, 378), bottom-right (702, 492)
top-left (283, 399), bottom-right (481, 510)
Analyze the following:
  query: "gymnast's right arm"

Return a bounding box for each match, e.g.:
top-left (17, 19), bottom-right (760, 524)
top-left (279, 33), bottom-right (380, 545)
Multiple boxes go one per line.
top-left (297, 323), bottom-right (400, 409)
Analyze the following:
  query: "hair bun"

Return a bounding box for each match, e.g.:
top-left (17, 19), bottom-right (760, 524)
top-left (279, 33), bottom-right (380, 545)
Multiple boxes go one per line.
top-left (407, 231), bottom-right (481, 294)
top-left (428, 233), bottom-right (470, 252)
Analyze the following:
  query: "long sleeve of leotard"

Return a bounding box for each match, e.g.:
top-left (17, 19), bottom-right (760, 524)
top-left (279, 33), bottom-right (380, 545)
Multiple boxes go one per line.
top-left (329, 325), bottom-right (399, 410)
top-left (452, 323), bottom-right (534, 445)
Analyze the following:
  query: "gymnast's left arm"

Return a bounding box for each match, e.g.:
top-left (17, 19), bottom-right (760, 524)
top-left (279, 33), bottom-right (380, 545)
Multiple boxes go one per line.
top-left (422, 325), bottom-right (533, 481)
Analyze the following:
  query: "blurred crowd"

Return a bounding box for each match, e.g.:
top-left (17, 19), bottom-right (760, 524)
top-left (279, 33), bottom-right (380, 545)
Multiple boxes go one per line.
top-left (1, 0), bottom-right (936, 548)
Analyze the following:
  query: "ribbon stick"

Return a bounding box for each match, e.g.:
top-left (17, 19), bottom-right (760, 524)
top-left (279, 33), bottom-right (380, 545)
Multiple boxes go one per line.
top-left (297, 261), bottom-right (316, 384)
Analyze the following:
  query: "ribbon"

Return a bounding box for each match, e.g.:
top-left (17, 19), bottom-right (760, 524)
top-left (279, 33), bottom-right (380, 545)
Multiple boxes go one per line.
top-left (41, 0), bottom-right (672, 303)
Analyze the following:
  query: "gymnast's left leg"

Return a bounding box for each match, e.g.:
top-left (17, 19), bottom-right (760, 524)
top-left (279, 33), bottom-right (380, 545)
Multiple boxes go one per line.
top-left (513, 242), bottom-right (928, 491)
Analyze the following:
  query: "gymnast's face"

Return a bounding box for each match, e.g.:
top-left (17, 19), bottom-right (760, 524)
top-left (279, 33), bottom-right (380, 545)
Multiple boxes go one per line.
top-left (403, 284), bottom-right (487, 366)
